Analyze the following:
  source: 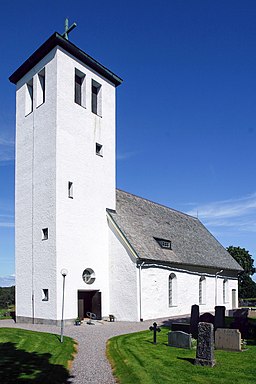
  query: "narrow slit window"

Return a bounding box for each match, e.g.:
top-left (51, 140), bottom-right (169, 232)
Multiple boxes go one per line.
top-left (91, 79), bottom-right (102, 116)
top-left (96, 143), bottom-right (103, 156)
top-left (25, 79), bottom-right (33, 115)
top-left (68, 181), bottom-right (73, 198)
top-left (75, 69), bottom-right (86, 107)
top-left (37, 68), bottom-right (45, 107)
top-left (42, 228), bottom-right (48, 240)
top-left (42, 289), bottom-right (49, 301)
top-left (169, 273), bottom-right (177, 307)
top-left (199, 276), bottom-right (206, 304)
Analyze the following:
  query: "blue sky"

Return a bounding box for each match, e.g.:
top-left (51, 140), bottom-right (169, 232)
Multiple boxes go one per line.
top-left (0, 0), bottom-right (256, 286)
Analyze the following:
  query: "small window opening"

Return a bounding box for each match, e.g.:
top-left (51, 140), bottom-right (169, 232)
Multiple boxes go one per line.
top-left (68, 181), bottom-right (73, 198)
top-left (199, 276), bottom-right (206, 305)
top-left (25, 79), bottom-right (33, 115)
top-left (154, 237), bottom-right (171, 249)
top-left (96, 143), bottom-right (103, 156)
top-left (42, 289), bottom-right (49, 301)
top-left (37, 68), bottom-right (45, 107)
top-left (91, 79), bottom-right (102, 116)
top-left (42, 228), bottom-right (48, 240)
top-left (75, 69), bottom-right (86, 107)
top-left (169, 273), bottom-right (177, 307)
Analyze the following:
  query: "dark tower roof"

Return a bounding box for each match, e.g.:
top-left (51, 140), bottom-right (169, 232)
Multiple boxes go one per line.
top-left (9, 32), bottom-right (123, 86)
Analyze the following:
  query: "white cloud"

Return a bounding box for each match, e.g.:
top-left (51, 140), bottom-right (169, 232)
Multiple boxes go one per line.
top-left (187, 193), bottom-right (256, 225)
top-left (0, 136), bottom-right (15, 162)
top-left (116, 151), bottom-right (138, 161)
top-left (0, 275), bottom-right (15, 287)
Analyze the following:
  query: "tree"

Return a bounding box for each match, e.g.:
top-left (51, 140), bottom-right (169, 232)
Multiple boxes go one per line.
top-left (0, 286), bottom-right (15, 309)
top-left (227, 246), bottom-right (256, 298)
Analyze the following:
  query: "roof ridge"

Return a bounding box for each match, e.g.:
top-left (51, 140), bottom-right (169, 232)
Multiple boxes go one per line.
top-left (116, 188), bottom-right (198, 221)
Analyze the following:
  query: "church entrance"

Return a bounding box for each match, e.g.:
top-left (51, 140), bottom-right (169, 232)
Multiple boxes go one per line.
top-left (77, 290), bottom-right (102, 320)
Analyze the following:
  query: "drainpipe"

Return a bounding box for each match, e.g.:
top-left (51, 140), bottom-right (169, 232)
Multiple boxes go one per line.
top-left (139, 262), bottom-right (145, 321)
top-left (215, 269), bottom-right (223, 307)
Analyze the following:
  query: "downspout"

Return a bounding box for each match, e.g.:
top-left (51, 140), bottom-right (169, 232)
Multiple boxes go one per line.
top-left (139, 262), bottom-right (145, 321)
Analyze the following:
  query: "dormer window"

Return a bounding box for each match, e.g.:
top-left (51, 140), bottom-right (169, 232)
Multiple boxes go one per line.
top-left (154, 237), bottom-right (172, 249)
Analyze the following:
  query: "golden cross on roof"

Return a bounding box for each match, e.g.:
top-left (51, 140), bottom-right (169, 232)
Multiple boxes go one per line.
top-left (62, 18), bottom-right (77, 40)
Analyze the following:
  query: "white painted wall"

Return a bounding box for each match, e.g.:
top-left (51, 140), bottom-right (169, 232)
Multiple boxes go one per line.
top-left (140, 266), bottom-right (239, 320)
top-left (15, 49), bottom-right (58, 321)
top-left (15, 44), bottom-right (117, 322)
top-left (55, 47), bottom-right (116, 320)
top-left (108, 220), bottom-right (139, 321)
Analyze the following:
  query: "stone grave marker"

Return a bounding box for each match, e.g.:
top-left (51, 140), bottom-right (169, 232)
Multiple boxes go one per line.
top-left (215, 328), bottom-right (241, 351)
top-left (195, 322), bottom-right (215, 367)
top-left (190, 304), bottom-right (199, 339)
top-left (168, 331), bottom-right (192, 349)
top-left (215, 306), bottom-right (225, 330)
top-left (199, 312), bottom-right (215, 325)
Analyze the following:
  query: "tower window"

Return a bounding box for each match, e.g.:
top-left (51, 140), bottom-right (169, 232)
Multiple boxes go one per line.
top-left (68, 181), bottom-right (73, 198)
top-left (92, 79), bottom-right (102, 116)
top-left (75, 69), bottom-right (86, 107)
top-left (25, 79), bottom-right (33, 115)
top-left (42, 228), bottom-right (48, 240)
top-left (96, 143), bottom-right (103, 156)
top-left (42, 289), bottom-right (49, 301)
top-left (37, 68), bottom-right (45, 107)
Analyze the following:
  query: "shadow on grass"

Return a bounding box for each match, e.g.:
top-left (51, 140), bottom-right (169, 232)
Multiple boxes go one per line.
top-left (177, 356), bottom-right (195, 365)
top-left (0, 342), bottom-right (73, 383)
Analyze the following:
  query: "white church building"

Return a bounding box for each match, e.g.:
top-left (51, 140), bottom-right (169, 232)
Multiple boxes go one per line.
top-left (10, 31), bottom-right (242, 324)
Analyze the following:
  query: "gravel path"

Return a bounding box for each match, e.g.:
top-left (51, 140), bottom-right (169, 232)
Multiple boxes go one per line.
top-left (0, 318), bottom-right (171, 383)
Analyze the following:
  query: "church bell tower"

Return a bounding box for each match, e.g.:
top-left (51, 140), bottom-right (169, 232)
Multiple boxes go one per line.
top-left (10, 26), bottom-right (122, 324)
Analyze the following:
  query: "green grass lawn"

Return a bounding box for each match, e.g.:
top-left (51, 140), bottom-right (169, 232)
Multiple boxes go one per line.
top-left (107, 327), bottom-right (256, 384)
top-left (0, 328), bottom-right (76, 383)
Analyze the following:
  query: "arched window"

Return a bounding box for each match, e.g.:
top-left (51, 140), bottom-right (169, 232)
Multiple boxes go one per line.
top-left (199, 276), bottom-right (206, 304)
top-left (169, 273), bottom-right (177, 307)
top-left (223, 279), bottom-right (229, 303)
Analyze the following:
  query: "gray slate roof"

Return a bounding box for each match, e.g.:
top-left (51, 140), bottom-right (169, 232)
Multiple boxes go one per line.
top-left (107, 190), bottom-right (242, 272)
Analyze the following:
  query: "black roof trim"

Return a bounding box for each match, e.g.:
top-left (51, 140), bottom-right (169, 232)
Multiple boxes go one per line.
top-left (9, 32), bottom-right (123, 86)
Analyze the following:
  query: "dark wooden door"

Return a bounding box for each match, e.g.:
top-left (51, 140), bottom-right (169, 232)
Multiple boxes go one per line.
top-left (78, 298), bottom-right (84, 319)
top-left (92, 291), bottom-right (102, 320)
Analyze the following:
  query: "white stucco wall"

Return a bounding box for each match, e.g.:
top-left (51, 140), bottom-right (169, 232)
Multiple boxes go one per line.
top-left (15, 49), bottom-right (58, 321)
top-left (15, 44), bottom-right (117, 322)
top-left (140, 266), bottom-right (238, 320)
top-left (55, 47), bottom-right (116, 320)
top-left (108, 220), bottom-right (139, 321)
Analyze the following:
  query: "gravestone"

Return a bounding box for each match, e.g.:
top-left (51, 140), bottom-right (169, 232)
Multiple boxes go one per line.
top-left (195, 322), bottom-right (215, 367)
top-left (215, 328), bottom-right (241, 351)
top-left (168, 331), bottom-right (191, 349)
top-left (199, 312), bottom-right (215, 325)
top-left (215, 306), bottom-right (225, 330)
top-left (190, 304), bottom-right (200, 339)
top-left (171, 323), bottom-right (190, 334)
top-left (233, 308), bottom-right (249, 318)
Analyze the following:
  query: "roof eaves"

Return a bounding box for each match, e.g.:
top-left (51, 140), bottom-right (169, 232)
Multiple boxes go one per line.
top-left (9, 32), bottom-right (123, 86)
top-left (106, 209), bottom-right (140, 259)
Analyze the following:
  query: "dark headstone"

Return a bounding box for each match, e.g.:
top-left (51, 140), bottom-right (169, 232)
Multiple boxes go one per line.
top-left (199, 312), bottom-right (214, 325)
top-left (230, 318), bottom-right (249, 339)
top-left (233, 308), bottom-right (249, 318)
top-left (168, 331), bottom-right (191, 349)
top-left (195, 322), bottom-right (215, 367)
top-left (171, 322), bottom-right (190, 334)
top-left (215, 306), bottom-right (225, 330)
top-left (190, 304), bottom-right (200, 339)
